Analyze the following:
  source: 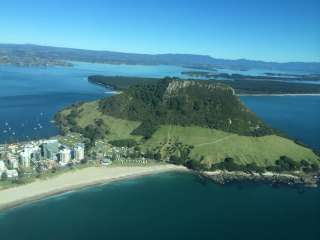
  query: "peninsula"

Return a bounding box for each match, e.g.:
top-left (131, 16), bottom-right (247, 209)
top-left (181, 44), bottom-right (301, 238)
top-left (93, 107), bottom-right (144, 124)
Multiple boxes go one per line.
top-left (56, 77), bottom-right (320, 185)
top-left (1, 77), bottom-right (319, 212)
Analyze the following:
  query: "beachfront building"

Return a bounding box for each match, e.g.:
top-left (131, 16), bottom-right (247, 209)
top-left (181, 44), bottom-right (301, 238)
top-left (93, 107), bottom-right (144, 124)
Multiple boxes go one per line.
top-left (0, 145), bottom-right (6, 159)
top-left (58, 147), bottom-right (71, 166)
top-left (41, 140), bottom-right (60, 161)
top-left (32, 150), bottom-right (42, 162)
top-left (0, 160), bottom-right (7, 178)
top-left (73, 144), bottom-right (85, 162)
top-left (0, 160), bottom-right (6, 171)
top-left (7, 154), bottom-right (19, 169)
top-left (19, 144), bottom-right (40, 168)
top-left (20, 151), bottom-right (31, 168)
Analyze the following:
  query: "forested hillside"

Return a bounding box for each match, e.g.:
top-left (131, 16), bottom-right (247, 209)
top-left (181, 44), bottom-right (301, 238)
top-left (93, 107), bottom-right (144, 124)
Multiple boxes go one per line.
top-left (98, 78), bottom-right (274, 138)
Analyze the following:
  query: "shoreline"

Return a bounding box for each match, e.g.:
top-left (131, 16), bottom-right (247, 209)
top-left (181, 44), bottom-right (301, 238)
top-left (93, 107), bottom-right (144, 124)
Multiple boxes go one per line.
top-left (1, 165), bottom-right (318, 212)
top-left (203, 170), bottom-right (319, 187)
top-left (0, 165), bottom-right (187, 212)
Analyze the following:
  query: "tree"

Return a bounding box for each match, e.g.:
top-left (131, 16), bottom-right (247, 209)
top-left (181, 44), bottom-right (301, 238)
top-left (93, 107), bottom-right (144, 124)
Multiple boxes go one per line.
top-left (109, 139), bottom-right (137, 148)
top-left (222, 157), bottom-right (239, 171)
top-left (169, 155), bottom-right (184, 165)
top-left (275, 156), bottom-right (300, 172)
top-left (185, 159), bottom-right (203, 171)
top-left (311, 163), bottom-right (319, 172)
top-left (300, 159), bottom-right (310, 167)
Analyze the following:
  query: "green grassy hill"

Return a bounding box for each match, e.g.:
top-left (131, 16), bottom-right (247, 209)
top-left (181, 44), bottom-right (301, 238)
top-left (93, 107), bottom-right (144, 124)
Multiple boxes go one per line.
top-left (55, 79), bottom-right (320, 172)
top-left (144, 125), bottom-right (318, 167)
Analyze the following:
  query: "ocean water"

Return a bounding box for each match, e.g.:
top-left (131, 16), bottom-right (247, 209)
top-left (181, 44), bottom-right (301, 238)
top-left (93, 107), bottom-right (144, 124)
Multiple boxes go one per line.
top-left (241, 96), bottom-right (320, 150)
top-left (0, 171), bottom-right (319, 240)
top-left (0, 63), bottom-right (320, 239)
top-left (0, 63), bottom-right (192, 143)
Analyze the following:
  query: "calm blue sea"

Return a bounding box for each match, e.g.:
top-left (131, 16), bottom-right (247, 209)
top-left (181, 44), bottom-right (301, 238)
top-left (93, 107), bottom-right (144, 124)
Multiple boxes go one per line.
top-left (0, 63), bottom-right (319, 240)
top-left (0, 172), bottom-right (319, 240)
top-left (0, 63), bottom-right (192, 143)
top-left (241, 96), bottom-right (320, 150)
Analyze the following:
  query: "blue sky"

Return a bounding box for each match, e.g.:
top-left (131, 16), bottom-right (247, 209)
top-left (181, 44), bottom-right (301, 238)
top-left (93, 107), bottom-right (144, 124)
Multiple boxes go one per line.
top-left (0, 0), bottom-right (319, 62)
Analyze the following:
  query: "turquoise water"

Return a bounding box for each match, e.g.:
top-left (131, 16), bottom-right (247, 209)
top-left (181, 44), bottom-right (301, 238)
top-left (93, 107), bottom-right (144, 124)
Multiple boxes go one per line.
top-left (1, 63), bottom-right (320, 239)
top-left (0, 172), bottom-right (319, 240)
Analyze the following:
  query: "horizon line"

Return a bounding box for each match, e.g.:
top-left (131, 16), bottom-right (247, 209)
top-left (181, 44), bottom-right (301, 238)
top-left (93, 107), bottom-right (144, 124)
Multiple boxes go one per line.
top-left (1, 42), bottom-right (320, 64)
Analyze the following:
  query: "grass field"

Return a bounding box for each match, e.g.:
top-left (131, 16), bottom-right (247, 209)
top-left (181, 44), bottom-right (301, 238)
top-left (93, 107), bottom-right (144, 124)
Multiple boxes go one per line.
top-left (144, 125), bottom-right (319, 167)
top-left (62, 101), bottom-right (142, 142)
top-left (60, 101), bottom-right (319, 167)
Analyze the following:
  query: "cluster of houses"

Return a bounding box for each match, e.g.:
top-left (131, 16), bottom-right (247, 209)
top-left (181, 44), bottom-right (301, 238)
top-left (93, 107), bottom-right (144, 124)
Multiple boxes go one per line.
top-left (100, 145), bottom-right (148, 166)
top-left (0, 139), bottom-right (85, 180)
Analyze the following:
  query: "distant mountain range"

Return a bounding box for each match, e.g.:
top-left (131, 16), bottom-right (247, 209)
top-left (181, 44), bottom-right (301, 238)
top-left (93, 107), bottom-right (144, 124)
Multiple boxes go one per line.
top-left (0, 43), bottom-right (319, 72)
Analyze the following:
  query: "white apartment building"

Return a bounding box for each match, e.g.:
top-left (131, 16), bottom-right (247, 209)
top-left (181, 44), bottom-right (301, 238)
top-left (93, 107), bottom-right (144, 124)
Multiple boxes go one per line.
top-left (20, 151), bottom-right (31, 168)
top-left (74, 144), bottom-right (85, 162)
top-left (0, 160), bottom-right (7, 172)
top-left (19, 144), bottom-right (41, 168)
top-left (8, 153), bottom-right (19, 169)
top-left (59, 148), bottom-right (71, 166)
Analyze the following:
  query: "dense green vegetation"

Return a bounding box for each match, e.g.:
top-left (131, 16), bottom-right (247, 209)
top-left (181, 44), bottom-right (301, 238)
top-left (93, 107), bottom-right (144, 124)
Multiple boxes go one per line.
top-left (99, 78), bottom-right (274, 137)
top-left (108, 139), bottom-right (137, 147)
top-left (55, 108), bottom-right (110, 147)
top-left (211, 156), bottom-right (319, 174)
top-left (221, 79), bottom-right (320, 94)
top-left (88, 75), bottom-right (159, 91)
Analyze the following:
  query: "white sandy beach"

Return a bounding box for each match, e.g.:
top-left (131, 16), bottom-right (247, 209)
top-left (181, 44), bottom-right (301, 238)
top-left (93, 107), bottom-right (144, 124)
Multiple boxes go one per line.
top-left (0, 164), bottom-right (186, 211)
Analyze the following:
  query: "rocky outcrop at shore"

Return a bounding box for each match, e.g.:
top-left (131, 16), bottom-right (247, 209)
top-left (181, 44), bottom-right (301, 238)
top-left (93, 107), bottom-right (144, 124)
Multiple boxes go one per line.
top-left (203, 170), bottom-right (319, 188)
